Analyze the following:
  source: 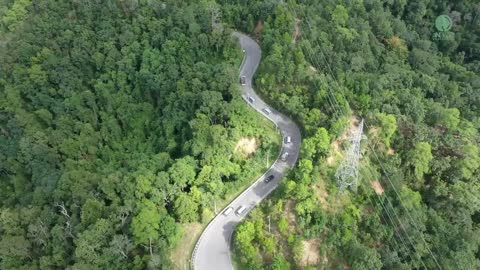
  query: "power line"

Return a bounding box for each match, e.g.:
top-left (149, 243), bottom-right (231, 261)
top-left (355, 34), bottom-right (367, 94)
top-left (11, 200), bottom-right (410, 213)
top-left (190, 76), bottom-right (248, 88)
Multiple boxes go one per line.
top-left (335, 119), bottom-right (363, 191)
top-left (366, 142), bottom-right (442, 269)
top-left (365, 193), bottom-right (412, 264)
top-left (367, 193), bottom-right (418, 266)
top-left (283, 2), bottom-right (442, 268)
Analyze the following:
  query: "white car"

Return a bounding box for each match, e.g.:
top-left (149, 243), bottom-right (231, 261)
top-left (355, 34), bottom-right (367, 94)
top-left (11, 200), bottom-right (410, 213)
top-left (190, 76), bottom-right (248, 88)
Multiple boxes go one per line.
top-left (262, 108), bottom-right (272, 115)
top-left (223, 207), bottom-right (233, 216)
top-left (235, 206), bottom-right (247, 216)
top-left (248, 96), bottom-right (255, 103)
top-left (285, 136), bottom-right (292, 144)
top-left (281, 152), bottom-right (289, 161)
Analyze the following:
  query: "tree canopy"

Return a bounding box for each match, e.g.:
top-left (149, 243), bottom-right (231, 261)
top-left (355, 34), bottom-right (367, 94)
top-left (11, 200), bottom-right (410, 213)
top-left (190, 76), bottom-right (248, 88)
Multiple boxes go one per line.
top-left (229, 0), bottom-right (480, 269)
top-left (0, 0), bottom-right (281, 268)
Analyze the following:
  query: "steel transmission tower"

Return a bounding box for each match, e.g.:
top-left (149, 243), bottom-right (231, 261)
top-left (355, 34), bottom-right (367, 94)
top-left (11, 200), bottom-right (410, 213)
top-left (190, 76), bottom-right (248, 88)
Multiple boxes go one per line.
top-left (335, 119), bottom-right (364, 192)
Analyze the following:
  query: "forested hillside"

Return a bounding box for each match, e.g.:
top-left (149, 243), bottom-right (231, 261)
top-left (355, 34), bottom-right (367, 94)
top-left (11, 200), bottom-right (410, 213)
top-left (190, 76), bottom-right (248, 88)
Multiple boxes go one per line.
top-left (0, 1), bottom-right (281, 269)
top-left (226, 0), bottom-right (480, 269)
top-left (2, 0), bottom-right (479, 269)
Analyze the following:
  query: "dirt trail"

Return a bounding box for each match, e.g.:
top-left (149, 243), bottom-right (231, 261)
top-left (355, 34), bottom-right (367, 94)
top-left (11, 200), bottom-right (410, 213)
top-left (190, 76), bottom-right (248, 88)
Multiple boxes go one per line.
top-left (293, 18), bottom-right (301, 43)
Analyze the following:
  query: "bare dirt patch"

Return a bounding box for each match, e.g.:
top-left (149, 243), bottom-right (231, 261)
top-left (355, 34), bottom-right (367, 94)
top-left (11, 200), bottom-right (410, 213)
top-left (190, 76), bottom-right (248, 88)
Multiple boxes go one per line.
top-left (370, 180), bottom-right (384, 195)
top-left (170, 223), bottom-right (202, 270)
top-left (326, 140), bottom-right (341, 166)
top-left (234, 137), bottom-right (258, 157)
top-left (326, 156), bottom-right (335, 166)
top-left (313, 182), bottom-right (328, 209)
top-left (330, 191), bottom-right (350, 214)
top-left (284, 199), bottom-right (297, 227)
top-left (293, 18), bottom-right (301, 43)
top-left (369, 127), bottom-right (380, 137)
top-left (300, 239), bottom-right (321, 267)
top-left (349, 116), bottom-right (361, 134)
top-left (313, 180), bottom-right (351, 214)
top-left (253, 19), bottom-right (263, 40)
top-left (326, 115), bottom-right (360, 166)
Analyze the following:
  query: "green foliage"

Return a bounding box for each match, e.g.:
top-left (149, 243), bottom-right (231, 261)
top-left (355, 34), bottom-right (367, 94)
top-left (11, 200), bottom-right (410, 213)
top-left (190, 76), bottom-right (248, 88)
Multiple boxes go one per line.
top-left (409, 142), bottom-right (433, 184)
top-left (269, 256), bottom-right (291, 270)
top-left (0, 0), bottom-right (31, 32)
top-left (278, 217), bottom-right (288, 237)
top-left (131, 200), bottom-right (160, 245)
top-left (2, 0), bottom-right (479, 269)
top-left (173, 193), bottom-right (198, 223)
top-left (228, 0), bottom-right (480, 269)
top-left (291, 239), bottom-right (304, 266)
top-left (374, 113), bottom-right (397, 147)
top-left (331, 5), bottom-right (349, 26)
top-left (234, 221), bottom-right (260, 266)
top-left (430, 105), bottom-right (461, 130)
top-left (347, 241), bottom-right (383, 270)
top-left (301, 127), bottom-right (330, 160)
top-left (456, 143), bottom-right (480, 180)
top-left (0, 1), bottom-right (281, 268)
top-left (283, 180), bottom-right (297, 198)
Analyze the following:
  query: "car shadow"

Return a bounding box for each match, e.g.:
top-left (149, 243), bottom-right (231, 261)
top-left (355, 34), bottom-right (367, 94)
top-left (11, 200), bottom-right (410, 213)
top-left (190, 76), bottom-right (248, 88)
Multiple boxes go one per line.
top-left (222, 221), bottom-right (237, 247)
top-left (250, 166), bottom-right (283, 199)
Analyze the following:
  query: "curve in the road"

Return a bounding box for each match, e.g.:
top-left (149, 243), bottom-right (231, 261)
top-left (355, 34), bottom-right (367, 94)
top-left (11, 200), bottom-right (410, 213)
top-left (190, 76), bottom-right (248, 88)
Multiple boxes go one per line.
top-left (192, 32), bottom-right (301, 270)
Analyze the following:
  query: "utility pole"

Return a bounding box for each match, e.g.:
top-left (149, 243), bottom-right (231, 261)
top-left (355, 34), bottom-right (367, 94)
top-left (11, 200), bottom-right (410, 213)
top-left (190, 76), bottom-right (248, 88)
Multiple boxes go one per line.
top-left (335, 119), bottom-right (364, 192)
top-left (268, 215), bottom-right (271, 233)
top-left (266, 148), bottom-right (270, 168)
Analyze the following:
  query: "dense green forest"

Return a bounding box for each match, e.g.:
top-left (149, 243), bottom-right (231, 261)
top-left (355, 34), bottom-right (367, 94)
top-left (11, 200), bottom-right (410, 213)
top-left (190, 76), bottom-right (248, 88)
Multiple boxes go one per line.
top-left (0, 0), bottom-right (282, 269)
top-left (1, 0), bottom-right (480, 269)
top-left (225, 0), bottom-right (480, 269)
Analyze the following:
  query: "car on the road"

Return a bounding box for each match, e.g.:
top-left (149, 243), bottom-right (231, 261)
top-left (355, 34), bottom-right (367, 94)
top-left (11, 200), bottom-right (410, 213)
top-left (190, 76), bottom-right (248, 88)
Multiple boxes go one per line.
top-left (223, 207), bottom-right (233, 216)
top-left (280, 151), bottom-right (289, 161)
top-left (264, 174), bottom-right (274, 183)
top-left (284, 136), bottom-right (291, 144)
top-left (248, 96), bottom-right (255, 103)
top-left (235, 206), bottom-right (247, 216)
top-left (240, 76), bottom-right (246, 85)
top-left (262, 108), bottom-right (272, 115)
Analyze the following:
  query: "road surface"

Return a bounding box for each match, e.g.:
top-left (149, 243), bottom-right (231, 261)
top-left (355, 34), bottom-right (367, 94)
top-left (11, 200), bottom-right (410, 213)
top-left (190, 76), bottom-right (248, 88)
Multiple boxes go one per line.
top-left (192, 32), bottom-right (301, 270)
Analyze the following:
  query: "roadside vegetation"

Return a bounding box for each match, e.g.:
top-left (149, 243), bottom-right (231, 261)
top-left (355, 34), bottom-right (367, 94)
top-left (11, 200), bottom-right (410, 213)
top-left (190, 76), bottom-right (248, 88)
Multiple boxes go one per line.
top-left (226, 0), bottom-right (480, 269)
top-left (171, 119), bottom-right (280, 270)
top-left (1, 0), bottom-right (479, 269)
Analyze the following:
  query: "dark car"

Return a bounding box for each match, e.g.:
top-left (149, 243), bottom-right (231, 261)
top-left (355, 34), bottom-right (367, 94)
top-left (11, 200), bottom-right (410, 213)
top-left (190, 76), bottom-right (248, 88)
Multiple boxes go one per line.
top-left (264, 174), bottom-right (274, 183)
top-left (240, 76), bottom-right (246, 85)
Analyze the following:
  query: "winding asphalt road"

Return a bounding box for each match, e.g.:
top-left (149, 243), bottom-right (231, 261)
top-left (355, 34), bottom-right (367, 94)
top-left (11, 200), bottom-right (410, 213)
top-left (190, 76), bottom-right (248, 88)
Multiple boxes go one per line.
top-left (192, 32), bottom-right (301, 270)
